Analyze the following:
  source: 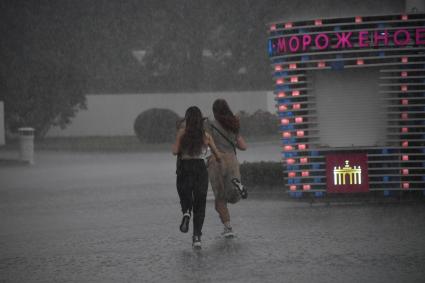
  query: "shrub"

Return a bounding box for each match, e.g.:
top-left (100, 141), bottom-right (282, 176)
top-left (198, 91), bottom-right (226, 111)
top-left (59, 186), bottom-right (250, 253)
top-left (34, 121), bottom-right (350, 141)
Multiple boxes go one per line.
top-left (240, 161), bottom-right (285, 188)
top-left (238, 110), bottom-right (279, 137)
top-left (134, 108), bottom-right (181, 143)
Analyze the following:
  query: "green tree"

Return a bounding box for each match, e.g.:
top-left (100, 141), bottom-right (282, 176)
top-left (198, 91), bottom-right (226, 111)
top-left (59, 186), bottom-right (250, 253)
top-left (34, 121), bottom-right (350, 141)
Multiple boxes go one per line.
top-left (0, 1), bottom-right (87, 138)
top-left (142, 0), bottom-right (212, 91)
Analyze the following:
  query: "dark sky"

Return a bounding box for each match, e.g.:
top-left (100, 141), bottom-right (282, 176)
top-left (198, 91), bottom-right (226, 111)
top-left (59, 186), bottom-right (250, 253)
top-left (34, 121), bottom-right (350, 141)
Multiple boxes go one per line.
top-left (0, 0), bottom-right (405, 93)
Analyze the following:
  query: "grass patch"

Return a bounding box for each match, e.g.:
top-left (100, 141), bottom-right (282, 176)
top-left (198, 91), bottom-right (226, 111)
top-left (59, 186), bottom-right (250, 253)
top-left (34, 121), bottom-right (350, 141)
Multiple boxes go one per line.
top-left (2, 135), bottom-right (279, 152)
top-left (3, 136), bottom-right (171, 152)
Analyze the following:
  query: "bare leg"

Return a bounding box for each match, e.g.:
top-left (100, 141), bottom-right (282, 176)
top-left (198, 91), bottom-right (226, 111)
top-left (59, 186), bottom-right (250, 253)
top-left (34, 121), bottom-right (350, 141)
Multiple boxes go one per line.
top-left (214, 198), bottom-right (230, 224)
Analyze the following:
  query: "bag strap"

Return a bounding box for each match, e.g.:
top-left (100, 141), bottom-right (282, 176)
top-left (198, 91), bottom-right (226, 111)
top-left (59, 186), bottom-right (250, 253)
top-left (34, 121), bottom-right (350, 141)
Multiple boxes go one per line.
top-left (211, 124), bottom-right (237, 155)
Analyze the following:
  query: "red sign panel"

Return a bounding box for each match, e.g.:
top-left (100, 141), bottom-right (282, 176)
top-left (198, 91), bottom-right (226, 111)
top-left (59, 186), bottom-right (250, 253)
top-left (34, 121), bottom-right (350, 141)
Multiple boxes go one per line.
top-left (326, 153), bottom-right (369, 193)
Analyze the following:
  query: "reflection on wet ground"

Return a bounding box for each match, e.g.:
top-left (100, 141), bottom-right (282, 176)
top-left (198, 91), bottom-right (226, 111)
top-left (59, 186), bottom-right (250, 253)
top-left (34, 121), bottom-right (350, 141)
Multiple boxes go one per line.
top-left (0, 149), bottom-right (424, 282)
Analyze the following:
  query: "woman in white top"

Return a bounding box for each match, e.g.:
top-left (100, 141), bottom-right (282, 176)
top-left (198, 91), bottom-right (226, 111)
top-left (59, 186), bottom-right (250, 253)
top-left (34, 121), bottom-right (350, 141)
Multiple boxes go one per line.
top-left (172, 106), bottom-right (221, 249)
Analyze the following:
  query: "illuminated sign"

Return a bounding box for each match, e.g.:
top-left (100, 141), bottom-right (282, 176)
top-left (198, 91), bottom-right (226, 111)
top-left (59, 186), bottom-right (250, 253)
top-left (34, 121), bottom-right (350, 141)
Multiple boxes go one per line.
top-left (0, 101), bottom-right (4, 146)
top-left (268, 28), bottom-right (425, 56)
top-left (326, 153), bottom-right (369, 193)
top-left (333, 160), bottom-right (361, 185)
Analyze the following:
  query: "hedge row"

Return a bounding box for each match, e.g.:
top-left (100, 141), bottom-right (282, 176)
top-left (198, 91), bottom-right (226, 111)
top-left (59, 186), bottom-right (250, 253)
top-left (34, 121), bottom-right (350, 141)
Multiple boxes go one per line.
top-left (134, 108), bottom-right (181, 143)
top-left (133, 108), bottom-right (279, 143)
top-left (238, 110), bottom-right (279, 137)
top-left (240, 161), bottom-right (285, 189)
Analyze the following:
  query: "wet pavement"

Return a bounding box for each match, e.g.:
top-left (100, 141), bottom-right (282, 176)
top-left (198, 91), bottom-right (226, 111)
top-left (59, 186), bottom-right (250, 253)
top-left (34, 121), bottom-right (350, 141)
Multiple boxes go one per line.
top-left (1, 146), bottom-right (425, 283)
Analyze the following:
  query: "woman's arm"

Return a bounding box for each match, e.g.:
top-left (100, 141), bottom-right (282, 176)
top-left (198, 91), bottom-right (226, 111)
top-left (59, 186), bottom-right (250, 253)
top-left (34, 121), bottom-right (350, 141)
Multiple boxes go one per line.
top-left (236, 135), bottom-right (247, 151)
top-left (172, 128), bottom-right (185, 155)
top-left (206, 133), bottom-right (221, 162)
top-left (234, 115), bottom-right (247, 151)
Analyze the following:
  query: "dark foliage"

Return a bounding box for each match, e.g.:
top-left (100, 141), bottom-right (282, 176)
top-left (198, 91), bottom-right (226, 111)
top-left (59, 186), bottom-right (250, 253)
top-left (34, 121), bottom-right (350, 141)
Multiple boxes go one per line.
top-left (238, 110), bottom-right (279, 137)
top-left (134, 108), bottom-right (181, 143)
top-left (0, 1), bottom-right (87, 138)
top-left (240, 161), bottom-right (285, 188)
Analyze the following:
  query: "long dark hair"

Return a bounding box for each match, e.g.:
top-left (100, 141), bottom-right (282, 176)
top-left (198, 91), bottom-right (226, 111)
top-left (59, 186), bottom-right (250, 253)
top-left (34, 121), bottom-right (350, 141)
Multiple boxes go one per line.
top-left (213, 99), bottom-right (239, 134)
top-left (180, 106), bottom-right (205, 156)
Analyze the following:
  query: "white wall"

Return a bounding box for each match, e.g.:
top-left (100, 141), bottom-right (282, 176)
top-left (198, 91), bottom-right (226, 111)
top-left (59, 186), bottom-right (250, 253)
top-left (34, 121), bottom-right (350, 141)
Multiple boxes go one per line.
top-left (47, 91), bottom-right (274, 137)
top-left (312, 68), bottom-right (386, 147)
top-left (266, 91), bottom-right (276, 114)
top-left (0, 101), bottom-right (4, 145)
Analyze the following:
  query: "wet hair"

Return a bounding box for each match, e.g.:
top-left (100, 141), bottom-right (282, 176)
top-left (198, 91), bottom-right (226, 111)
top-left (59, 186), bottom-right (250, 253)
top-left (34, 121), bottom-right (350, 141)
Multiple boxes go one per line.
top-left (180, 106), bottom-right (205, 156)
top-left (212, 99), bottom-right (239, 134)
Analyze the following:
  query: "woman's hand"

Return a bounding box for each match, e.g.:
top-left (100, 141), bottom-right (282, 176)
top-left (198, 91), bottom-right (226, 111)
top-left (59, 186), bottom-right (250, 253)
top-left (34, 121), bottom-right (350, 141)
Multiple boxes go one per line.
top-left (236, 135), bottom-right (247, 151)
top-left (172, 128), bottom-right (185, 155)
top-left (215, 152), bottom-right (222, 163)
top-left (206, 133), bottom-right (222, 162)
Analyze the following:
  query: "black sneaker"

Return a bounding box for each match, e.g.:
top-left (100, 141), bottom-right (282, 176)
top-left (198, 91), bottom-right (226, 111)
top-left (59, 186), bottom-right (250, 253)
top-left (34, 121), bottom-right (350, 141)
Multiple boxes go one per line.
top-left (179, 212), bottom-right (190, 233)
top-left (231, 178), bottom-right (248, 199)
top-left (192, 235), bottom-right (202, 249)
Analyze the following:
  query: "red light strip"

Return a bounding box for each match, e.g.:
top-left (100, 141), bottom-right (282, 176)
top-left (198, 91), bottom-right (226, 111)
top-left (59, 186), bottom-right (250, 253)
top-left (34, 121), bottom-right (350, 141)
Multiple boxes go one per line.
top-left (278, 92), bottom-right (286, 98)
top-left (284, 145), bottom-right (293, 151)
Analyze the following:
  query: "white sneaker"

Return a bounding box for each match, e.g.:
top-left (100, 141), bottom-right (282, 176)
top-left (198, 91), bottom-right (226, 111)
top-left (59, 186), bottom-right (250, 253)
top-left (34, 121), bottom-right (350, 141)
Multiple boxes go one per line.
top-left (192, 235), bottom-right (202, 249)
top-left (222, 226), bottom-right (235, 238)
top-left (231, 178), bottom-right (248, 199)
